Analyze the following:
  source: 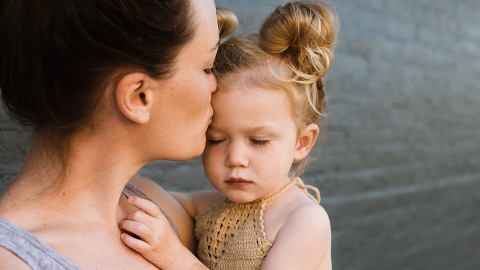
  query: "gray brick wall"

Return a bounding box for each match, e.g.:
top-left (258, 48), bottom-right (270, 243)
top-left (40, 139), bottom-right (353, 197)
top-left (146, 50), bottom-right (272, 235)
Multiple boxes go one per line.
top-left (1, 1), bottom-right (479, 269)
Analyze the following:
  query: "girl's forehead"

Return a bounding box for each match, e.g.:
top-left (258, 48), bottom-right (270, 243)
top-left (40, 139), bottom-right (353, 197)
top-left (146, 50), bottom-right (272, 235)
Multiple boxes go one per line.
top-left (218, 60), bottom-right (290, 82)
top-left (213, 84), bottom-right (293, 120)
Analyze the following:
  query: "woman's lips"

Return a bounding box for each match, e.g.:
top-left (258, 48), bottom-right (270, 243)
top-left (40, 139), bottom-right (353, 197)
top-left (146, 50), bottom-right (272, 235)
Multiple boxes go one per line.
top-left (225, 178), bottom-right (253, 188)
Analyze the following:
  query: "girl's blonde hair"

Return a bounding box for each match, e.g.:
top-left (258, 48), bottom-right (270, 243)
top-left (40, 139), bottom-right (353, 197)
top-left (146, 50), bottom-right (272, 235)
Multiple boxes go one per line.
top-left (214, 1), bottom-right (338, 176)
top-left (216, 7), bottom-right (239, 39)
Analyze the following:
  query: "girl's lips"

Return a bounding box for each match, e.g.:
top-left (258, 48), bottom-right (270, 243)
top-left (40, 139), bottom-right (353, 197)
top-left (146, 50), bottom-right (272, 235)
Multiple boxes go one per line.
top-left (225, 178), bottom-right (253, 188)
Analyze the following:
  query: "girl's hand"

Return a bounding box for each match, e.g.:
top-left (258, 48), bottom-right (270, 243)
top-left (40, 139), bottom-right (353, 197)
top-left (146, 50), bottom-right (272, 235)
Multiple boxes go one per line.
top-left (119, 196), bottom-right (183, 269)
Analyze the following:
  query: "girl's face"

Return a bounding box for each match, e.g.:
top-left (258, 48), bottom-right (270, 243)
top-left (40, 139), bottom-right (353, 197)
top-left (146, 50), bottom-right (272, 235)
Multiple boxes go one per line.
top-left (202, 80), bottom-right (301, 203)
top-left (149, 0), bottom-right (219, 160)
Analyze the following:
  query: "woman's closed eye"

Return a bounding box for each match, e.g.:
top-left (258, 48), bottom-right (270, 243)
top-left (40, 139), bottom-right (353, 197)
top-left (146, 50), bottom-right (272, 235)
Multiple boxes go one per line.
top-left (204, 68), bottom-right (214, 75)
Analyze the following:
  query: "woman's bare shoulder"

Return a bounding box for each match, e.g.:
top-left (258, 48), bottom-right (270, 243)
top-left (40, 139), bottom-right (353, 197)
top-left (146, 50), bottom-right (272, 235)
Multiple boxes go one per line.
top-left (0, 246), bottom-right (31, 270)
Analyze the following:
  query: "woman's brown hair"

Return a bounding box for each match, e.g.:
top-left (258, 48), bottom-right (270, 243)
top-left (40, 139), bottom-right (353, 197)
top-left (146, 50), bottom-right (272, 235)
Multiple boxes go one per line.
top-left (0, 0), bottom-right (194, 138)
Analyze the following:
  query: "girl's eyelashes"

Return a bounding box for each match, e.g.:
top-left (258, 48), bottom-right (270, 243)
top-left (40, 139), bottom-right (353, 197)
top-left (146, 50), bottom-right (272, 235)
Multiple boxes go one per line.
top-left (206, 137), bottom-right (271, 146)
top-left (250, 139), bottom-right (270, 146)
top-left (206, 138), bottom-right (225, 145)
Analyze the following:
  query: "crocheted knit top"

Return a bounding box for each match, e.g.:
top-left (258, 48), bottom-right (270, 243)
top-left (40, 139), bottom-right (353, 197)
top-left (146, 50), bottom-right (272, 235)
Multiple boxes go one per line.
top-left (195, 177), bottom-right (320, 270)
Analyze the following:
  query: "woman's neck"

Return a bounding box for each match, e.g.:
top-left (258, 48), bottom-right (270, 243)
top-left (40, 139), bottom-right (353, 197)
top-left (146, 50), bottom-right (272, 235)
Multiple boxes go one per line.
top-left (0, 131), bottom-right (144, 226)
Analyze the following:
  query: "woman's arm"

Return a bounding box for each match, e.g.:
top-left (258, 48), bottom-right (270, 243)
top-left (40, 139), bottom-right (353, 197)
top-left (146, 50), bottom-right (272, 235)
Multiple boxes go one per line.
top-left (261, 204), bottom-right (332, 270)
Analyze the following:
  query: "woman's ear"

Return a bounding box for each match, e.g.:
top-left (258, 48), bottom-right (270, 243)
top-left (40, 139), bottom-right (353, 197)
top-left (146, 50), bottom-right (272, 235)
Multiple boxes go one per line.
top-left (115, 72), bottom-right (154, 124)
top-left (294, 124), bottom-right (319, 161)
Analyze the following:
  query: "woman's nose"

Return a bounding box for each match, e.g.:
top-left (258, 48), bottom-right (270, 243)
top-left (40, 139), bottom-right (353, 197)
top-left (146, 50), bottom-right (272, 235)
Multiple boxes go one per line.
top-left (210, 76), bottom-right (218, 94)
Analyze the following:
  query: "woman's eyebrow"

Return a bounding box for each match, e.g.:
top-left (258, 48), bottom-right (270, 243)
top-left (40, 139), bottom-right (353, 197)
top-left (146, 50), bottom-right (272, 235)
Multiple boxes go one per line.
top-left (211, 40), bottom-right (220, 52)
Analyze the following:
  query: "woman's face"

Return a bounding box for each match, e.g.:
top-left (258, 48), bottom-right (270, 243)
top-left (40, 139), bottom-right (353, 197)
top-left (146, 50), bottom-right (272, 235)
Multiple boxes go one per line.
top-left (149, 0), bottom-right (219, 161)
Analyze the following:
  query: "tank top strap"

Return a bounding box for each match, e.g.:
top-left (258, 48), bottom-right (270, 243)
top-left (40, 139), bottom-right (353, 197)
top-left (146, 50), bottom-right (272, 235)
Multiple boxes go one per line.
top-left (293, 177), bottom-right (321, 203)
top-left (0, 219), bottom-right (81, 270)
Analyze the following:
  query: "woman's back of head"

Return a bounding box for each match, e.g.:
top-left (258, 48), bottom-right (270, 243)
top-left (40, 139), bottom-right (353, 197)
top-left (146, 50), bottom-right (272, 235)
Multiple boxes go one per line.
top-left (0, 0), bottom-right (194, 136)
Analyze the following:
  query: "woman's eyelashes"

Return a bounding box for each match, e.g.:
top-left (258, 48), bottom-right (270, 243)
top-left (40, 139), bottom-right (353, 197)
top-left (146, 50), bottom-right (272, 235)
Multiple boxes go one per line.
top-left (204, 68), bottom-right (214, 75)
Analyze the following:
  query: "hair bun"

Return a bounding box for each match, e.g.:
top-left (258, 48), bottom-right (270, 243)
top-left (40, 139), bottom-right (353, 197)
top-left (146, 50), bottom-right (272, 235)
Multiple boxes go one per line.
top-left (259, 1), bottom-right (338, 81)
top-left (217, 8), bottom-right (239, 39)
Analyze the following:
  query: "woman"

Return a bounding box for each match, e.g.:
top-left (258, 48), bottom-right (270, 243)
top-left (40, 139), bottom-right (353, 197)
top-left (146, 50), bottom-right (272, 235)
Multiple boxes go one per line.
top-left (0, 0), bottom-right (227, 268)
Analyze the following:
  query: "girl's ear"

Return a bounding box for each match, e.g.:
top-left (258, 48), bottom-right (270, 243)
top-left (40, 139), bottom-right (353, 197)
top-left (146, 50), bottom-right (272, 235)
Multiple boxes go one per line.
top-left (114, 72), bottom-right (155, 124)
top-left (294, 124), bottom-right (319, 161)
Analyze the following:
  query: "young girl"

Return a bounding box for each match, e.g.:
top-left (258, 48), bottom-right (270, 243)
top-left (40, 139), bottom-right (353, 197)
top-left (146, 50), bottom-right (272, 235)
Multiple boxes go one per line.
top-left (119, 1), bottom-right (338, 269)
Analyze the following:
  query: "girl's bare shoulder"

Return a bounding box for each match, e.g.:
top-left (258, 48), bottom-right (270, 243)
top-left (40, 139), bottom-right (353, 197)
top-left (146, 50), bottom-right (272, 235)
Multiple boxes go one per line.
top-left (281, 188), bottom-right (331, 233)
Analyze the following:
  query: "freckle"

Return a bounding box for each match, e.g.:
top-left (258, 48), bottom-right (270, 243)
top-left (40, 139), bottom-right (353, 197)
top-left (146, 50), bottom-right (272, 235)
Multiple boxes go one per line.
top-left (62, 192), bottom-right (66, 196)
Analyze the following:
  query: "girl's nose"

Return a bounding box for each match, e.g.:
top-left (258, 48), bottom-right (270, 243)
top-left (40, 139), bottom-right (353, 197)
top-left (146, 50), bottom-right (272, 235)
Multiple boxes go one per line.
top-left (225, 143), bottom-right (249, 168)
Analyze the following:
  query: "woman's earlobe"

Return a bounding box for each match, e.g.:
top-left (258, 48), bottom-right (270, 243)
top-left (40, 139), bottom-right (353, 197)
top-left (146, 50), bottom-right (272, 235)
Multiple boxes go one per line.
top-left (115, 73), bottom-right (152, 124)
top-left (294, 124), bottom-right (320, 161)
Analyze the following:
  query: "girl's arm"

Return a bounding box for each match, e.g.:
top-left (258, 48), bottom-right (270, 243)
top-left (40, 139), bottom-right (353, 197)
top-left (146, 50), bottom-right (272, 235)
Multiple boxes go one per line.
top-left (128, 175), bottom-right (197, 252)
top-left (129, 175), bottom-right (224, 251)
top-left (170, 190), bottom-right (225, 219)
top-left (261, 204), bottom-right (332, 270)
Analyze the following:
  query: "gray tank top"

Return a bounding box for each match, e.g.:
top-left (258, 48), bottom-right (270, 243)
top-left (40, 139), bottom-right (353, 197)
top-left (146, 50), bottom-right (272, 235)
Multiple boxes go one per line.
top-left (0, 183), bottom-right (178, 269)
top-left (0, 218), bottom-right (81, 269)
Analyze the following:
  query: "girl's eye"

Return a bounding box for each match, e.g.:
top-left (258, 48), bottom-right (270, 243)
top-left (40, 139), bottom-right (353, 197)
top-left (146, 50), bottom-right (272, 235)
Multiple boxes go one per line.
top-left (204, 68), bottom-right (214, 75)
top-left (206, 139), bottom-right (224, 145)
top-left (251, 139), bottom-right (270, 146)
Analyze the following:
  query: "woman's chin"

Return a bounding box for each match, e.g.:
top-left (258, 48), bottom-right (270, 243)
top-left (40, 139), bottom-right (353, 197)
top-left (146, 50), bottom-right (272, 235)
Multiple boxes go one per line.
top-left (172, 143), bottom-right (206, 161)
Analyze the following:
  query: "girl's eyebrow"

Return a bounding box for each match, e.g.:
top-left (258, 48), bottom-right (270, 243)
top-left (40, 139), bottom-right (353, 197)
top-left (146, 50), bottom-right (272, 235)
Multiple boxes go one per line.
top-left (246, 125), bottom-right (279, 134)
top-left (207, 124), bottom-right (280, 135)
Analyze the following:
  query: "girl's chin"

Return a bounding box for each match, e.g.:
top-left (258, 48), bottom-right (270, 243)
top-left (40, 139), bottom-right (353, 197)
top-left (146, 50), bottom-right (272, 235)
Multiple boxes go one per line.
top-left (225, 195), bottom-right (259, 204)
